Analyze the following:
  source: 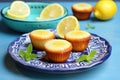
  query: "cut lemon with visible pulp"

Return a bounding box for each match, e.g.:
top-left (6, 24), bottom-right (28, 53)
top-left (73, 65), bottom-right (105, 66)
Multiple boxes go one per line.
top-left (37, 3), bottom-right (64, 20)
top-left (56, 16), bottom-right (80, 38)
top-left (7, 1), bottom-right (30, 19)
top-left (7, 10), bottom-right (26, 19)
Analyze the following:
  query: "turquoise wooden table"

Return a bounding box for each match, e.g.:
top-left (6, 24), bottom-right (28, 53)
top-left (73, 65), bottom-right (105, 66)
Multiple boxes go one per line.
top-left (0, 1), bottom-right (120, 80)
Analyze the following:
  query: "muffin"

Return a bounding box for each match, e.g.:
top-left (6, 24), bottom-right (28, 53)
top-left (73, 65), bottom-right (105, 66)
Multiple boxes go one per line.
top-left (29, 30), bottom-right (55, 50)
top-left (44, 39), bottom-right (72, 63)
top-left (64, 30), bottom-right (91, 51)
top-left (72, 3), bottom-right (93, 20)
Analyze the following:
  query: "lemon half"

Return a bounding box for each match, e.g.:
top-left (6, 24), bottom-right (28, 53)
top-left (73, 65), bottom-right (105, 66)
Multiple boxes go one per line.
top-left (56, 16), bottom-right (80, 38)
top-left (37, 3), bottom-right (64, 20)
top-left (7, 1), bottom-right (30, 19)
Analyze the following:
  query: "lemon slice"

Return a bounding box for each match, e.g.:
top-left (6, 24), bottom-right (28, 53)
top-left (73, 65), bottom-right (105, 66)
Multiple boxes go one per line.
top-left (7, 10), bottom-right (26, 19)
top-left (56, 16), bottom-right (80, 38)
top-left (37, 3), bottom-right (64, 20)
top-left (7, 1), bottom-right (30, 19)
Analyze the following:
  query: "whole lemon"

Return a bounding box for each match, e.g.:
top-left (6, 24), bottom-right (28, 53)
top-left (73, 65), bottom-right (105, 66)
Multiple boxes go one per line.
top-left (94, 0), bottom-right (117, 20)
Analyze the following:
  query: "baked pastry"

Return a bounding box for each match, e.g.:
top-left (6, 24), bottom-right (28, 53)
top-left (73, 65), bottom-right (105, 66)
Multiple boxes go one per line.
top-left (64, 30), bottom-right (91, 51)
top-left (44, 39), bottom-right (72, 63)
top-left (29, 29), bottom-right (55, 50)
top-left (72, 3), bottom-right (93, 20)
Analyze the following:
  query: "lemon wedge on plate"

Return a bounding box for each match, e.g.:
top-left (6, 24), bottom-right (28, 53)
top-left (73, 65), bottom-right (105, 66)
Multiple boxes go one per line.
top-left (37, 3), bottom-right (64, 20)
top-left (7, 1), bottom-right (30, 20)
top-left (56, 16), bottom-right (80, 38)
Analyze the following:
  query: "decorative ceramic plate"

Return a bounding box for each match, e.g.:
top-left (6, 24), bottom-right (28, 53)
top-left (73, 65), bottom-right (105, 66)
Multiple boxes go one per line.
top-left (8, 30), bottom-right (112, 73)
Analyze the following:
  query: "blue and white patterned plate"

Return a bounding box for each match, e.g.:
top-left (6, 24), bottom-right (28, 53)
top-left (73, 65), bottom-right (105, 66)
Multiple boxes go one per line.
top-left (8, 30), bottom-right (112, 73)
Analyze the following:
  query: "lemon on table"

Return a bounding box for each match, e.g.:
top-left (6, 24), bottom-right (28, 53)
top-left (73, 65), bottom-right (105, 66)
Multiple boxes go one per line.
top-left (37, 3), bottom-right (64, 20)
top-left (56, 16), bottom-right (80, 38)
top-left (94, 0), bottom-right (117, 20)
top-left (7, 1), bottom-right (30, 20)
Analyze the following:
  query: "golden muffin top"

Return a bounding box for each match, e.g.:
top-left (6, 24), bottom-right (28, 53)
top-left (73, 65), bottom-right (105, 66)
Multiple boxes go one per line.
top-left (65, 30), bottom-right (91, 41)
top-left (72, 3), bottom-right (92, 11)
top-left (45, 39), bottom-right (72, 53)
top-left (29, 30), bottom-right (55, 40)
